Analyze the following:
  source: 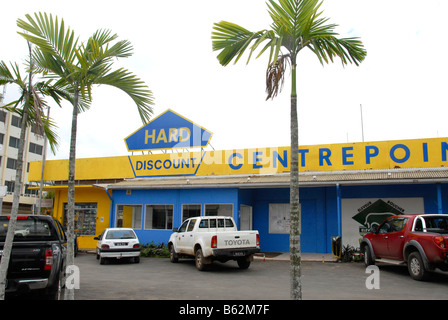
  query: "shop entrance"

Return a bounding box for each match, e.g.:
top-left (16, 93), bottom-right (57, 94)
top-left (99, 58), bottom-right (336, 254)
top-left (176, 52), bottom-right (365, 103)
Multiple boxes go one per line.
top-left (115, 205), bottom-right (143, 229)
top-left (63, 202), bottom-right (97, 236)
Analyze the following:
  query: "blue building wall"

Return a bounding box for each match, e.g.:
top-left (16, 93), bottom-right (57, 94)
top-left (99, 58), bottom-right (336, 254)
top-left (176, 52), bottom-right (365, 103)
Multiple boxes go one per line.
top-left (111, 188), bottom-right (239, 245)
top-left (109, 183), bottom-right (448, 253)
top-left (243, 187), bottom-right (338, 253)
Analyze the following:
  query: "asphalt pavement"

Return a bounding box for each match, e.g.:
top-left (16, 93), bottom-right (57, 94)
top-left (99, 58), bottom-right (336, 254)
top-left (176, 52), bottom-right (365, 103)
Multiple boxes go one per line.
top-left (72, 252), bottom-right (448, 300)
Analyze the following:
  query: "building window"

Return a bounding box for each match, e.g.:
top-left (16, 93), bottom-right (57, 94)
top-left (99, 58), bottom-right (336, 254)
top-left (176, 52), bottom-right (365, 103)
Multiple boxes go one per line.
top-left (63, 203), bottom-right (97, 236)
top-left (145, 205), bottom-right (173, 230)
top-left (0, 111), bottom-right (6, 122)
top-left (0, 133), bottom-right (4, 144)
top-left (5, 181), bottom-right (15, 193)
top-left (6, 158), bottom-right (17, 170)
top-left (204, 204), bottom-right (233, 217)
top-left (11, 115), bottom-right (21, 128)
top-left (115, 205), bottom-right (142, 229)
top-left (30, 124), bottom-right (44, 136)
top-left (9, 136), bottom-right (20, 148)
top-left (182, 204), bottom-right (201, 221)
top-left (29, 142), bottom-right (43, 155)
top-left (24, 184), bottom-right (38, 196)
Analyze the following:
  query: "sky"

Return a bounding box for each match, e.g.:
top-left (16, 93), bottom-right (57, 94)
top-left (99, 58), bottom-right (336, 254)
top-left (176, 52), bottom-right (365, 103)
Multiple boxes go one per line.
top-left (1, 0), bottom-right (448, 161)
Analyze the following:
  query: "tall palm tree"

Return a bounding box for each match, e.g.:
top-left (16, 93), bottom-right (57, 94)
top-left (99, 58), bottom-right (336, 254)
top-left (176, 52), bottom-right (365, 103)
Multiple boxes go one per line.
top-left (17, 12), bottom-right (154, 299)
top-left (0, 61), bottom-right (63, 153)
top-left (0, 47), bottom-right (72, 299)
top-left (212, 0), bottom-right (366, 299)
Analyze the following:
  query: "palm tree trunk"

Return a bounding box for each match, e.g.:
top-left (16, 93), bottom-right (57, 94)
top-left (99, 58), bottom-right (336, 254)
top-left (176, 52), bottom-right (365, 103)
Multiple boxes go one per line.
top-left (0, 44), bottom-right (33, 300)
top-left (64, 86), bottom-right (79, 300)
top-left (0, 107), bottom-right (29, 300)
top-left (289, 56), bottom-right (302, 300)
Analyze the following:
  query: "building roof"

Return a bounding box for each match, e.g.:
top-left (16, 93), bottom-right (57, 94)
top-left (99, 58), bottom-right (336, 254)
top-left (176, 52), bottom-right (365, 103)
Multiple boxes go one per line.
top-left (98, 167), bottom-right (448, 190)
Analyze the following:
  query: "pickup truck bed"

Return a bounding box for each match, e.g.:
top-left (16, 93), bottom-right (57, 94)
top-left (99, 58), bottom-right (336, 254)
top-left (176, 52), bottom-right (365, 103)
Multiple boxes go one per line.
top-left (0, 215), bottom-right (67, 298)
top-left (168, 216), bottom-right (260, 271)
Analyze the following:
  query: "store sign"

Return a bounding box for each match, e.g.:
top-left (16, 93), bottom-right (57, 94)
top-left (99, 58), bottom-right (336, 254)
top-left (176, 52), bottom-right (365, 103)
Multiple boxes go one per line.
top-left (28, 137), bottom-right (448, 180)
top-left (129, 151), bottom-right (206, 178)
top-left (125, 137), bottom-right (448, 177)
top-left (352, 199), bottom-right (405, 231)
top-left (124, 109), bottom-right (213, 151)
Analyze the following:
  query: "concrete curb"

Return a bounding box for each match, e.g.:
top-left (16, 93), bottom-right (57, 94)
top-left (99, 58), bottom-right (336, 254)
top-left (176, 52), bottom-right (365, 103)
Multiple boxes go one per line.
top-left (81, 250), bottom-right (337, 262)
top-left (254, 252), bottom-right (336, 262)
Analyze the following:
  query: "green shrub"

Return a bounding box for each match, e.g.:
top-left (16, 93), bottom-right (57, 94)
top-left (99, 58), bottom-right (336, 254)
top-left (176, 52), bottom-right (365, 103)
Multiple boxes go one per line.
top-left (341, 244), bottom-right (356, 262)
top-left (140, 241), bottom-right (170, 258)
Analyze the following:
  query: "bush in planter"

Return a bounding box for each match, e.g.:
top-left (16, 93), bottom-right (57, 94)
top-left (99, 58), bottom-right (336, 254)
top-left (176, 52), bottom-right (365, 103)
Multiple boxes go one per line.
top-left (340, 244), bottom-right (364, 262)
top-left (341, 244), bottom-right (356, 262)
top-left (140, 241), bottom-right (170, 258)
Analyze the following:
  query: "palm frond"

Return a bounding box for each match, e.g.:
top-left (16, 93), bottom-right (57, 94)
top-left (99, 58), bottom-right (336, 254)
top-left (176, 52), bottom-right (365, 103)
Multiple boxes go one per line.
top-left (212, 21), bottom-right (272, 66)
top-left (212, 0), bottom-right (366, 87)
top-left (10, 104), bottom-right (60, 154)
top-left (95, 68), bottom-right (154, 123)
top-left (17, 12), bottom-right (78, 66)
top-left (0, 61), bottom-right (25, 87)
top-left (308, 35), bottom-right (366, 66)
top-left (18, 13), bottom-right (154, 124)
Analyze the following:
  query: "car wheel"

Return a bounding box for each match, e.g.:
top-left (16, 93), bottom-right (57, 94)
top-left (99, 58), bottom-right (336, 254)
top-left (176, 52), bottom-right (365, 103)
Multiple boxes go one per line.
top-left (100, 256), bottom-right (107, 265)
top-left (237, 258), bottom-right (251, 269)
top-left (195, 248), bottom-right (207, 271)
top-left (408, 252), bottom-right (429, 281)
top-left (134, 256), bottom-right (140, 263)
top-left (169, 245), bottom-right (178, 263)
top-left (363, 245), bottom-right (375, 266)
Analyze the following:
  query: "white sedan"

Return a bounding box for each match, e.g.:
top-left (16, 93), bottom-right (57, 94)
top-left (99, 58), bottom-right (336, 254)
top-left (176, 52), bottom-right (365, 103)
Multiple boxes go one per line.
top-left (94, 228), bottom-right (141, 264)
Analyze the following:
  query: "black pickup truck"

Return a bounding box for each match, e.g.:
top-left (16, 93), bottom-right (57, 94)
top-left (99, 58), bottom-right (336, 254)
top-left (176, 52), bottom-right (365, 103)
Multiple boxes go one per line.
top-left (0, 215), bottom-right (67, 299)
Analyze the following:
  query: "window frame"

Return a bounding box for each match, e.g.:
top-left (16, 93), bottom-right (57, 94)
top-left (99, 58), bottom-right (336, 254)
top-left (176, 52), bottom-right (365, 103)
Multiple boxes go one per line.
top-left (182, 204), bottom-right (201, 222)
top-left (204, 204), bottom-right (233, 217)
top-left (144, 204), bottom-right (174, 230)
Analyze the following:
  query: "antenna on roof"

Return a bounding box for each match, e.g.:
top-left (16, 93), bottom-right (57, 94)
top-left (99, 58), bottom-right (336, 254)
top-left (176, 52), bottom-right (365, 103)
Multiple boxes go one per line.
top-left (360, 104), bottom-right (365, 142)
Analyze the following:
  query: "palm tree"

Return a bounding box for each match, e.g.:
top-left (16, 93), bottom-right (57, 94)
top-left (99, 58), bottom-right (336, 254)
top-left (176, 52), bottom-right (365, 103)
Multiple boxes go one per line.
top-left (0, 45), bottom-right (72, 299)
top-left (212, 0), bottom-right (366, 299)
top-left (17, 12), bottom-right (154, 299)
top-left (0, 61), bottom-right (62, 153)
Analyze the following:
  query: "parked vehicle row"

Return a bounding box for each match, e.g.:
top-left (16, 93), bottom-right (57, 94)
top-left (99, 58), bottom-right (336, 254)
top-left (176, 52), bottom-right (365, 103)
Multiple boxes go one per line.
top-left (5, 212), bottom-right (447, 301)
top-left (93, 216), bottom-right (261, 271)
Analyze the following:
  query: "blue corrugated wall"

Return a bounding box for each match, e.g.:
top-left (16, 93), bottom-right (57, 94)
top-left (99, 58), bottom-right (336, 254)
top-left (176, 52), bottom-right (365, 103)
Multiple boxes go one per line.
top-left (110, 183), bottom-right (448, 253)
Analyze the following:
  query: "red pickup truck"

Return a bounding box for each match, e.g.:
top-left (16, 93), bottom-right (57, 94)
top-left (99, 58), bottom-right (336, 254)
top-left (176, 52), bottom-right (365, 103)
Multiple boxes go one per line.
top-left (361, 214), bottom-right (448, 280)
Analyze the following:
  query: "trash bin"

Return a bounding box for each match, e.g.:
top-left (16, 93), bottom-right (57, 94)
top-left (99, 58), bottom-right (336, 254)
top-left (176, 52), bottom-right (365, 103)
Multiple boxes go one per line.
top-left (331, 236), bottom-right (341, 259)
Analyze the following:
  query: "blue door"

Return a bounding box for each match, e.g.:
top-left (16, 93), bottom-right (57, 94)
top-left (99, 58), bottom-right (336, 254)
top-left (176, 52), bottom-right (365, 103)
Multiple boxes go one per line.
top-left (301, 200), bottom-right (318, 253)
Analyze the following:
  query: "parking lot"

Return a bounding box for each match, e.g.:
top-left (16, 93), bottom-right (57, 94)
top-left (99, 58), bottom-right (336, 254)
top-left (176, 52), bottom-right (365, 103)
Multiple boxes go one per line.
top-left (71, 252), bottom-right (448, 300)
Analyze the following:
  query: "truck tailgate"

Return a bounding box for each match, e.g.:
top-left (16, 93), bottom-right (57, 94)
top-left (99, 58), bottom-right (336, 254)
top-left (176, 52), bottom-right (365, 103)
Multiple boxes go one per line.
top-left (216, 232), bottom-right (258, 249)
top-left (0, 242), bottom-right (47, 278)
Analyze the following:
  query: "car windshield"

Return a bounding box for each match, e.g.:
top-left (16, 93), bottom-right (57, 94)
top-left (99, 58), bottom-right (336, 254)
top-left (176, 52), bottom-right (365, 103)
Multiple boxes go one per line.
top-left (105, 230), bottom-right (136, 239)
top-left (0, 216), bottom-right (58, 241)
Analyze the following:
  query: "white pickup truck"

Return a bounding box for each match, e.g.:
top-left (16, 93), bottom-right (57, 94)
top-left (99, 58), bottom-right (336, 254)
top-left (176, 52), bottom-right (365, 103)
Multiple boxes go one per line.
top-left (168, 216), bottom-right (260, 271)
